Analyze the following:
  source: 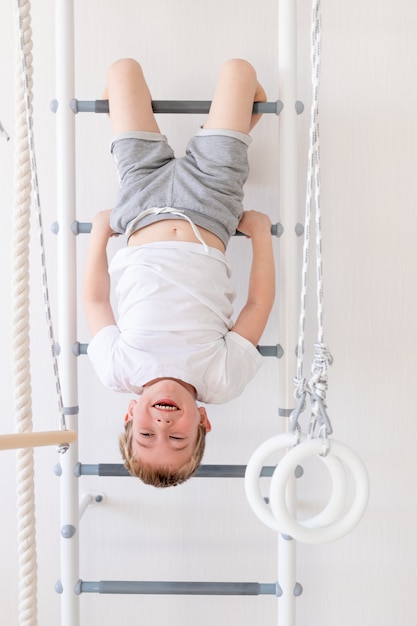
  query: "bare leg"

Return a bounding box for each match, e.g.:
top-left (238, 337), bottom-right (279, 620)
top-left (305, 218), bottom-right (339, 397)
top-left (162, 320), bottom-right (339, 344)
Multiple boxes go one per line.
top-left (104, 58), bottom-right (160, 135)
top-left (203, 59), bottom-right (266, 134)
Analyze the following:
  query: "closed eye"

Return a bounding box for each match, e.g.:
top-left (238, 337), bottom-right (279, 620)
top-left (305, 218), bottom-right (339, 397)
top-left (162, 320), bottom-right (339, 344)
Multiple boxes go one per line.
top-left (139, 433), bottom-right (184, 441)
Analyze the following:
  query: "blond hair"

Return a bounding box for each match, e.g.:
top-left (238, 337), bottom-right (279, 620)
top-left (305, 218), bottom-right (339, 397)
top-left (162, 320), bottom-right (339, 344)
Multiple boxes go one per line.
top-left (119, 419), bottom-right (207, 487)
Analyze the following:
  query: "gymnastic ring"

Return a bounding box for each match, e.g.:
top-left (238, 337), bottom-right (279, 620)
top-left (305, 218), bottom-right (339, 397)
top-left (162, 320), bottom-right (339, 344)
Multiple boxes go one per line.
top-left (269, 438), bottom-right (370, 544)
top-left (301, 446), bottom-right (347, 529)
top-left (244, 433), bottom-right (347, 532)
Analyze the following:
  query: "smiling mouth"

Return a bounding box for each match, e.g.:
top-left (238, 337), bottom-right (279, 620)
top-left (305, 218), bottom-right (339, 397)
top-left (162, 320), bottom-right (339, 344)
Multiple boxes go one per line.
top-left (153, 402), bottom-right (179, 411)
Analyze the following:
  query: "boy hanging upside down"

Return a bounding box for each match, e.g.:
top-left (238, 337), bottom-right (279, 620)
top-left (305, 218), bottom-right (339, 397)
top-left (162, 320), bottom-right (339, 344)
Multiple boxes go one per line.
top-left (83, 58), bottom-right (275, 487)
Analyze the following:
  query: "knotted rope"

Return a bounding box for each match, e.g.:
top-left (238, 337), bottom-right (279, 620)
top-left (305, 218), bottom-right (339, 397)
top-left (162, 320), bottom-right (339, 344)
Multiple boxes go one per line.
top-left (293, 0), bottom-right (333, 434)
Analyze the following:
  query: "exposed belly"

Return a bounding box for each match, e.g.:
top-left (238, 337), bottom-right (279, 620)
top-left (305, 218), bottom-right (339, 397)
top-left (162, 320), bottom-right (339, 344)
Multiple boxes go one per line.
top-left (127, 218), bottom-right (225, 252)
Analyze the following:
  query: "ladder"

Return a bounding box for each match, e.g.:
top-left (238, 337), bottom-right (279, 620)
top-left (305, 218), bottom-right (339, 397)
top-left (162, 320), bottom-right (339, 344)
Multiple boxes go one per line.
top-left (53, 1), bottom-right (301, 625)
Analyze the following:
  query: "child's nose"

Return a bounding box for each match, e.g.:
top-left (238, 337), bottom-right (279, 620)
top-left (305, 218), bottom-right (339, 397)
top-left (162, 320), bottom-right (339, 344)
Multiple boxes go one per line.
top-left (155, 416), bottom-right (173, 426)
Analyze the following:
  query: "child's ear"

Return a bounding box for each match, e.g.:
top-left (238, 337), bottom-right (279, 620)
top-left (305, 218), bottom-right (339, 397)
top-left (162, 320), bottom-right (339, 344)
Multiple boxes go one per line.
top-left (198, 407), bottom-right (212, 433)
top-left (124, 399), bottom-right (137, 423)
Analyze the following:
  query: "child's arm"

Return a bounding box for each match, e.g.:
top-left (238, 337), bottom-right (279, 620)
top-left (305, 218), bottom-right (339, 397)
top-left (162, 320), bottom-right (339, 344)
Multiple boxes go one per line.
top-left (82, 209), bottom-right (117, 336)
top-left (232, 210), bottom-right (275, 346)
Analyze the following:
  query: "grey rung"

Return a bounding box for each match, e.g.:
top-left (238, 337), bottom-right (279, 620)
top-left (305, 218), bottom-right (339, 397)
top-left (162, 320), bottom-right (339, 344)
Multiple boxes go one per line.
top-left (257, 344), bottom-right (283, 358)
top-left (75, 343), bottom-right (280, 358)
top-left (79, 463), bottom-right (275, 478)
top-left (71, 221), bottom-right (281, 237)
top-left (72, 99), bottom-right (283, 115)
top-left (77, 580), bottom-right (280, 596)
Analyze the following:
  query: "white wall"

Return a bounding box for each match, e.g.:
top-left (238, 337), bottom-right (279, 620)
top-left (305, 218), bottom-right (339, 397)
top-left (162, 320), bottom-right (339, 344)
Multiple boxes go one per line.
top-left (1, 1), bottom-right (417, 624)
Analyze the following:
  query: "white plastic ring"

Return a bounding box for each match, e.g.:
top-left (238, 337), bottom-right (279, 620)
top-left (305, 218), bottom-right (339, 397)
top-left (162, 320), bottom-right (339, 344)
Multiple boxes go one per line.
top-left (245, 433), bottom-right (296, 531)
top-left (244, 433), bottom-right (347, 532)
top-left (269, 438), bottom-right (370, 543)
top-left (302, 450), bottom-right (347, 529)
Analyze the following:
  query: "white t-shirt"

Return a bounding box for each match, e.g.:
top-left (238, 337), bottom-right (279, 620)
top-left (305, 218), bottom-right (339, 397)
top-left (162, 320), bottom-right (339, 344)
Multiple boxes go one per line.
top-left (87, 241), bottom-right (263, 404)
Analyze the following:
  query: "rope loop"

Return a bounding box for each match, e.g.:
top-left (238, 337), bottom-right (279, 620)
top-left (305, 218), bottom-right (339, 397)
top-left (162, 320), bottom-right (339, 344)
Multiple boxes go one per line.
top-left (317, 422), bottom-right (330, 457)
top-left (290, 388), bottom-right (333, 440)
top-left (291, 341), bottom-right (333, 437)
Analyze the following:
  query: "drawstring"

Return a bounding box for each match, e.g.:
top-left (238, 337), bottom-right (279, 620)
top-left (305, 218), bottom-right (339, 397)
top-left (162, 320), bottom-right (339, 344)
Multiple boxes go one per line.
top-left (127, 207), bottom-right (210, 253)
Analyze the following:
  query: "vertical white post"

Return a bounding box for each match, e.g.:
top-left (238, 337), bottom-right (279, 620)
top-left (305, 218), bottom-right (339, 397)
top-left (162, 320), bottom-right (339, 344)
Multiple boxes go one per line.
top-left (55, 0), bottom-right (79, 624)
top-left (277, 0), bottom-right (299, 625)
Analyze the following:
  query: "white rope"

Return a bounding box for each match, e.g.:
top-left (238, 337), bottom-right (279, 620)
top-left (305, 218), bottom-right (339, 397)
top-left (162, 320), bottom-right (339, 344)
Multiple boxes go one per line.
top-left (12, 0), bottom-right (66, 622)
top-left (13, 2), bottom-right (37, 623)
top-left (14, 0), bottom-right (66, 432)
top-left (293, 0), bottom-right (333, 426)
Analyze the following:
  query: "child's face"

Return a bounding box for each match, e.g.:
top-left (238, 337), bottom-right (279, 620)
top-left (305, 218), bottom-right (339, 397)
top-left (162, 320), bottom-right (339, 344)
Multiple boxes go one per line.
top-left (124, 378), bottom-right (211, 469)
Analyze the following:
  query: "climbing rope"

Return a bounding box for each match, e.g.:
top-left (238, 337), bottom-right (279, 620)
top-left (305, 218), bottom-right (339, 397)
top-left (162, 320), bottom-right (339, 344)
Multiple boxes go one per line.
top-left (13, 2), bottom-right (37, 623)
top-left (12, 0), bottom-right (67, 623)
top-left (14, 0), bottom-right (66, 433)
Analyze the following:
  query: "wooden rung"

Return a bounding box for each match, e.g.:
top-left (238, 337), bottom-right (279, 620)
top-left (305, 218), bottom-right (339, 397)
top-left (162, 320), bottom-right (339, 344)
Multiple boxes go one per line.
top-left (0, 430), bottom-right (77, 451)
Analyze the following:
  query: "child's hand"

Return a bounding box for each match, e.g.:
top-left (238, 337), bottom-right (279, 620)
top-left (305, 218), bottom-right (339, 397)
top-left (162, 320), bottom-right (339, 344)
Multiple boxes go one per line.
top-left (237, 210), bottom-right (272, 239)
top-left (91, 209), bottom-right (119, 239)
